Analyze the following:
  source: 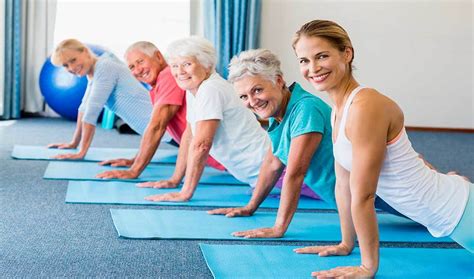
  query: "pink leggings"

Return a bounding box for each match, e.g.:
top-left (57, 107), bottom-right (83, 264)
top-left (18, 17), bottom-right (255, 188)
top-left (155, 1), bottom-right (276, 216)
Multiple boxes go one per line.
top-left (273, 169), bottom-right (321, 200)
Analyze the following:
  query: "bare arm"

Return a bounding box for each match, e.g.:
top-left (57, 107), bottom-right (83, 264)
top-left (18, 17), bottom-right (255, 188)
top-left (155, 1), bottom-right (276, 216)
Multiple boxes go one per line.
top-left (294, 162), bottom-right (355, 256)
top-left (346, 100), bottom-right (387, 275)
top-left (309, 92), bottom-right (388, 278)
top-left (96, 104), bottom-right (180, 179)
top-left (179, 119), bottom-right (219, 199)
top-left (138, 122), bottom-right (192, 188)
top-left (53, 116), bottom-right (96, 160)
top-left (48, 111), bottom-right (84, 149)
top-left (144, 119), bottom-right (219, 201)
top-left (208, 147), bottom-right (285, 217)
top-left (233, 133), bottom-right (323, 238)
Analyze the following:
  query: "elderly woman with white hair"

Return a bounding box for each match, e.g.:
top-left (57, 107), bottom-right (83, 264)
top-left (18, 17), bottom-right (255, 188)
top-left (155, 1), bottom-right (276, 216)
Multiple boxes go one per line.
top-left (143, 36), bottom-right (271, 202)
top-left (207, 49), bottom-right (335, 238)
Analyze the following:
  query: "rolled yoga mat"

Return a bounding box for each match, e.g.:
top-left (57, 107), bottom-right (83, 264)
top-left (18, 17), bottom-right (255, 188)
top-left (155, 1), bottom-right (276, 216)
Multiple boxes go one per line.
top-left (12, 144), bottom-right (178, 163)
top-left (199, 244), bottom-right (473, 278)
top-left (44, 161), bottom-right (244, 185)
top-left (110, 209), bottom-right (452, 242)
top-left (65, 180), bottom-right (335, 210)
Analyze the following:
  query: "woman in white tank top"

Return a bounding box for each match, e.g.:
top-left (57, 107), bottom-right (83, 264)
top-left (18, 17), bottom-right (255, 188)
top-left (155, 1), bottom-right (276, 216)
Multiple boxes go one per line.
top-left (290, 20), bottom-right (473, 278)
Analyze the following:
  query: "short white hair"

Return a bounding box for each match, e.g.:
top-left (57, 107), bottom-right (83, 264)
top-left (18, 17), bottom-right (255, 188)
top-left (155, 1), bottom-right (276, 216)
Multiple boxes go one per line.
top-left (166, 36), bottom-right (216, 71)
top-left (228, 49), bottom-right (283, 84)
top-left (124, 41), bottom-right (158, 59)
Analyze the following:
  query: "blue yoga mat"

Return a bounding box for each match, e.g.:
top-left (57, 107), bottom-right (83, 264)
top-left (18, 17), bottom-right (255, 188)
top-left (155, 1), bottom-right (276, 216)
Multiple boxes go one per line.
top-left (44, 161), bottom-right (244, 185)
top-left (65, 181), bottom-right (335, 209)
top-left (11, 144), bottom-right (178, 163)
top-left (200, 244), bottom-right (474, 278)
top-left (110, 209), bottom-right (452, 242)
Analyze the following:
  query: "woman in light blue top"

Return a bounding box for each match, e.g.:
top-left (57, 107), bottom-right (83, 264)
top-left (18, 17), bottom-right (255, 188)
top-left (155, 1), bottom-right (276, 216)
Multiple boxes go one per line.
top-left (208, 49), bottom-right (335, 238)
top-left (48, 39), bottom-right (152, 160)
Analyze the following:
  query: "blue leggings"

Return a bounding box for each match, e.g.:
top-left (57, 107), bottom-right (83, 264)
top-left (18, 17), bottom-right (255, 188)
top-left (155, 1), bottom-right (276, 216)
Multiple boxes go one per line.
top-left (450, 182), bottom-right (474, 253)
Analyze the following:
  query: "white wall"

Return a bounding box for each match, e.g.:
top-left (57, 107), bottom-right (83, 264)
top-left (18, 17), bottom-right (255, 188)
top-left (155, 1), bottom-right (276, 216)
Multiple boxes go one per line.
top-left (260, 0), bottom-right (473, 129)
top-left (0, 0), bottom-right (4, 116)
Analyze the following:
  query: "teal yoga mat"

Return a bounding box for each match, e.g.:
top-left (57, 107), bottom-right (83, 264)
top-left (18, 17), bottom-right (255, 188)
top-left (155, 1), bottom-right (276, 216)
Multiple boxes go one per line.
top-left (44, 161), bottom-right (244, 185)
top-left (110, 209), bottom-right (452, 242)
top-left (11, 144), bottom-right (178, 163)
top-left (65, 181), bottom-right (335, 209)
top-left (200, 244), bottom-right (474, 278)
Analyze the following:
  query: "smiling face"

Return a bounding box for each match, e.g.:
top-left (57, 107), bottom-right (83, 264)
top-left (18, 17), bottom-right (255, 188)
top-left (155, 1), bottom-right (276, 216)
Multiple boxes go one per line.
top-left (126, 49), bottom-right (163, 87)
top-left (169, 56), bottom-right (211, 94)
top-left (60, 49), bottom-right (95, 77)
top-left (233, 75), bottom-right (286, 120)
top-left (294, 35), bottom-right (353, 94)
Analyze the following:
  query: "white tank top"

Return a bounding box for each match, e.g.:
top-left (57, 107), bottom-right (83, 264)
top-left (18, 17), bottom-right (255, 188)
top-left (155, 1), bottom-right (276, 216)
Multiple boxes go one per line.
top-left (332, 86), bottom-right (470, 237)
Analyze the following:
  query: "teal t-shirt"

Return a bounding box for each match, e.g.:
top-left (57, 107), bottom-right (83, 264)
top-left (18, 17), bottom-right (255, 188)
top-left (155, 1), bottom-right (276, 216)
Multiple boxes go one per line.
top-left (268, 83), bottom-right (335, 204)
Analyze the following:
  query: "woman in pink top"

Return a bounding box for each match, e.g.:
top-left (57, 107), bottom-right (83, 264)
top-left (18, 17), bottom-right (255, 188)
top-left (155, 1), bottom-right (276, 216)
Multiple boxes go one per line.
top-left (291, 20), bottom-right (473, 278)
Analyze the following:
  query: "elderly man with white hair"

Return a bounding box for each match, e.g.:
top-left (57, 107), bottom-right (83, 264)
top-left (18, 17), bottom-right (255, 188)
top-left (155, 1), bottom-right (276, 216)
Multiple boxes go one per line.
top-left (143, 36), bottom-right (271, 202)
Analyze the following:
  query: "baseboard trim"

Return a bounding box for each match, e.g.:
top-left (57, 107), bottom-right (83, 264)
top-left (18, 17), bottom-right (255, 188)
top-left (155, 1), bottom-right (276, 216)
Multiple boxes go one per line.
top-left (406, 126), bottom-right (474, 133)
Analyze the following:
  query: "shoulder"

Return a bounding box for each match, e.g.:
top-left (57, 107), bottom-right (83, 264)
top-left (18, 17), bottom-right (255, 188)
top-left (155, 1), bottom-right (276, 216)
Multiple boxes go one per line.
top-left (348, 88), bottom-right (403, 137)
top-left (350, 88), bottom-right (402, 119)
top-left (198, 73), bottom-right (233, 97)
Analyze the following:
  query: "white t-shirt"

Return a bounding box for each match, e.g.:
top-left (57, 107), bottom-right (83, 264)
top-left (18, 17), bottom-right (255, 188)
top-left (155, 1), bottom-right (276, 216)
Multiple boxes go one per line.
top-left (186, 73), bottom-right (270, 187)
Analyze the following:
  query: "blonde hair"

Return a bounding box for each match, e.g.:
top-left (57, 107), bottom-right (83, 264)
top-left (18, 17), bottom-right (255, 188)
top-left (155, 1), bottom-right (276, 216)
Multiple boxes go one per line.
top-left (228, 49), bottom-right (283, 84)
top-left (51, 39), bottom-right (92, 66)
top-left (293, 20), bottom-right (355, 73)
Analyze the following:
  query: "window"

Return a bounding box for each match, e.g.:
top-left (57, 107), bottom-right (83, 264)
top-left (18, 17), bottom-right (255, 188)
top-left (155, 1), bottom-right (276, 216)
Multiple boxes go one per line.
top-left (54, 0), bottom-right (190, 59)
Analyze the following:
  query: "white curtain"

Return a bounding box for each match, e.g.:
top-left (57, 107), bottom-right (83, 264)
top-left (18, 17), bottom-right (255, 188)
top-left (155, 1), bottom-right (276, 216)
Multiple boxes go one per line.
top-left (21, 0), bottom-right (57, 114)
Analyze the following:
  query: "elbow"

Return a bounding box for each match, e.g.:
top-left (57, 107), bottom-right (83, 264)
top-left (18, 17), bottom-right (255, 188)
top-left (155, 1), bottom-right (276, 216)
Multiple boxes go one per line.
top-left (192, 139), bottom-right (213, 156)
top-left (149, 121), bottom-right (168, 134)
top-left (284, 166), bottom-right (307, 182)
top-left (351, 192), bottom-right (376, 211)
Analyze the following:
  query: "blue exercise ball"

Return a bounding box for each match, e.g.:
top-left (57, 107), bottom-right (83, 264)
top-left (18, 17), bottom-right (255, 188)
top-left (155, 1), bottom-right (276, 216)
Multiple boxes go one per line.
top-left (39, 44), bottom-right (106, 121)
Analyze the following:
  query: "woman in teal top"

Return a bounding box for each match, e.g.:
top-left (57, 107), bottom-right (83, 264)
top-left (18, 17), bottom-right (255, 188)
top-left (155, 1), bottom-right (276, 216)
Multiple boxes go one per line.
top-left (208, 49), bottom-right (335, 238)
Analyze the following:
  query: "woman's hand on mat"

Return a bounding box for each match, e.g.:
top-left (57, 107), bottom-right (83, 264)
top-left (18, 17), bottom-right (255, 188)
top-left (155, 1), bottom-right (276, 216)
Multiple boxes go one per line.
top-left (310, 265), bottom-right (374, 278)
top-left (137, 180), bottom-right (179, 189)
top-left (232, 227), bottom-right (285, 238)
top-left (47, 142), bottom-right (77, 149)
top-left (293, 243), bottom-right (353, 256)
top-left (96, 169), bottom-right (139, 179)
top-left (52, 152), bottom-right (85, 160)
top-left (207, 207), bottom-right (255, 217)
top-left (144, 192), bottom-right (190, 202)
top-left (98, 158), bottom-right (134, 167)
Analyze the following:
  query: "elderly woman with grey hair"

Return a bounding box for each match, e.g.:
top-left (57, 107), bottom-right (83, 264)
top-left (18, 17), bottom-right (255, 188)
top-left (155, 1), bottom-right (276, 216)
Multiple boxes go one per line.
top-left (207, 48), bottom-right (336, 238)
top-left (144, 36), bottom-right (271, 202)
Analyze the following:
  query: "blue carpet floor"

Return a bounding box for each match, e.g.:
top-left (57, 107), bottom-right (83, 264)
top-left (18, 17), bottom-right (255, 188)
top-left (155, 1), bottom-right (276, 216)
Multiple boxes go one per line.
top-left (0, 117), bottom-right (472, 277)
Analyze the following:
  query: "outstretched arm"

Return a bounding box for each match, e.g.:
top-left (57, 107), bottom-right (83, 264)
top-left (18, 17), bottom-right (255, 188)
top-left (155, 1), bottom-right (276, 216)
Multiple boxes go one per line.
top-left (144, 120), bottom-right (219, 201)
top-left (48, 112), bottom-right (84, 149)
top-left (295, 162), bottom-right (355, 256)
top-left (96, 103), bottom-right (180, 179)
top-left (53, 121), bottom-right (96, 160)
top-left (308, 92), bottom-right (388, 278)
top-left (232, 132), bottom-right (322, 238)
top-left (138, 122), bottom-right (192, 188)
top-left (208, 147), bottom-right (284, 217)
